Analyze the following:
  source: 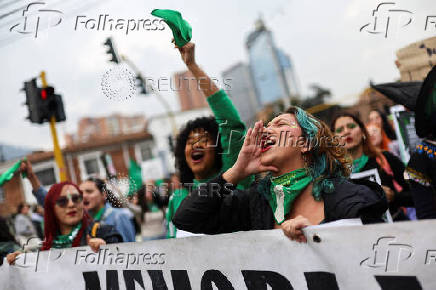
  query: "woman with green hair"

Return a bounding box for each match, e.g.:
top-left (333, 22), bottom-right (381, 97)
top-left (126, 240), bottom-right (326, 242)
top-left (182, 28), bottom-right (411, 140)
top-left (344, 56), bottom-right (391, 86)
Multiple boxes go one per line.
top-left (173, 107), bottom-right (388, 242)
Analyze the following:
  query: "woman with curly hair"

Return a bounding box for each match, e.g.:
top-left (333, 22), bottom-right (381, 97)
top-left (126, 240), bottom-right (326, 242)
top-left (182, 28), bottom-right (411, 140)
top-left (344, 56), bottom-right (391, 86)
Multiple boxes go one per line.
top-left (166, 42), bottom-right (252, 238)
top-left (173, 107), bottom-right (387, 242)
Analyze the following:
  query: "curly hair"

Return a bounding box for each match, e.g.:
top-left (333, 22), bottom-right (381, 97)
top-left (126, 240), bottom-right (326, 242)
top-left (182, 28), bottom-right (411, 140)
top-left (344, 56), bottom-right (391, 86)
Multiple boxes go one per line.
top-left (174, 116), bottom-right (223, 185)
top-left (285, 106), bottom-right (351, 199)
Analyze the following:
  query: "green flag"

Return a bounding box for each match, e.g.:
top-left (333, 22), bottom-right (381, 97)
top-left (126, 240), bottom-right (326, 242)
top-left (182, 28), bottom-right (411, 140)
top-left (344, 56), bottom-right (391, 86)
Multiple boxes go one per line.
top-left (0, 160), bottom-right (22, 187)
top-left (128, 159), bottom-right (142, 196)
top-left (151, 9), bottom-right (192, 47)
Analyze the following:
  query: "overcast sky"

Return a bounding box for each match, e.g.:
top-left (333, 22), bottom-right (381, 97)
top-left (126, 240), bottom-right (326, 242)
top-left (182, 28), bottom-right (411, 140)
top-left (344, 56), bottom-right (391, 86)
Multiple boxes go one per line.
top-left (0, 0), bottom-right (434, 150)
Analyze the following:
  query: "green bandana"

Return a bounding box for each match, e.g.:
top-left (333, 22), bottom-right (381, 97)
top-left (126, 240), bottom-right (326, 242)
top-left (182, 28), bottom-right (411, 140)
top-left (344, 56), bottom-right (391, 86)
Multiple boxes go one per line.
top-left (269, 168), bottom-right (313, 224)
top-left (151, 9), bottom-right (192, 47)
top-left (92, 207), bottom-right (105, 221)
top-left (352, 154), bottom-right (369, 173)
top-left (52, 223), bottom-right (82, 249)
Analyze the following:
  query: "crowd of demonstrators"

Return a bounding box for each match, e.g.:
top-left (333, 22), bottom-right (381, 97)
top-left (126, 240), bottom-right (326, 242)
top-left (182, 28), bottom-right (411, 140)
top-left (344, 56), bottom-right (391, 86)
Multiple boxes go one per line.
top-left (3, 40), bottom-right (435, 265)
top-left (18, 160), bottom-right (136, 243)
top-left (331, 113), bottom-right (413, 221)
top-left (173, 107), bottom-right (388, 241)
top-left (6, 182), bottom-right (122, 265)
top-left (165, 41), bottom-right (253, 238)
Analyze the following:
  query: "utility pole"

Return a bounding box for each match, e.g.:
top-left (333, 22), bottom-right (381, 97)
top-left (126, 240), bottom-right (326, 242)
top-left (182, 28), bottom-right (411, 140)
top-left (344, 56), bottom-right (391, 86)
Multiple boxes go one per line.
top-left (40, 71), bottom-right (67, 181)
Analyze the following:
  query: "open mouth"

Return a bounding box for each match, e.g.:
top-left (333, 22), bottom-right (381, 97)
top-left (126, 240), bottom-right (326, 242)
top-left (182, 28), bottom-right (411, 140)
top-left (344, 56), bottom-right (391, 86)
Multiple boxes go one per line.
top-left (67, 210), bottom-right (77, 217)
top-left (191, 150), bottom-right (205, 163)
top-left (261, 135), bottom-right (276, 152)
top-left (345, 137), bottom-right (353, 143)
top-left (83, 200), bottom-right (90, 207)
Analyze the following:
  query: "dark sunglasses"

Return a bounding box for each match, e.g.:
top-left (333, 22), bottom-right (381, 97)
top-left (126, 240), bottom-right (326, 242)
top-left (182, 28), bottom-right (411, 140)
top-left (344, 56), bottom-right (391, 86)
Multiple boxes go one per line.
top-left (55, 193), bottom-right (83, 208)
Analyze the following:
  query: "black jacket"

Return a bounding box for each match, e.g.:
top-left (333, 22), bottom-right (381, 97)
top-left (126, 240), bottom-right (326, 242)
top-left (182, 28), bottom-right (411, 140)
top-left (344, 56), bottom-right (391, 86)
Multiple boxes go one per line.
top-left (362, 151), bottom-right (413, 219)
top-left (173, 175), bottom-right (388, 235)
top-left (78, 221), bottom-right (123, 246)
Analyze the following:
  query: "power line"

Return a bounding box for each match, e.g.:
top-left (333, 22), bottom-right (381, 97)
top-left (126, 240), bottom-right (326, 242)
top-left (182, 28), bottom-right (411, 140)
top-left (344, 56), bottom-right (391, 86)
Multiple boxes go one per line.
top-left (0, 0), bottom-right (26, 11)
top-left (0, 4), bottom-right (26, 20)
top-left (0, 0), bottom-right (103, 48)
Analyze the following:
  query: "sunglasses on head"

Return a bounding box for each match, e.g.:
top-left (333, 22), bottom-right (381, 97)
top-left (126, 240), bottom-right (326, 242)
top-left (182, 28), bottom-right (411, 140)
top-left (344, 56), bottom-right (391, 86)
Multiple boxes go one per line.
top-left (55, 193), bottom-right (83, 208)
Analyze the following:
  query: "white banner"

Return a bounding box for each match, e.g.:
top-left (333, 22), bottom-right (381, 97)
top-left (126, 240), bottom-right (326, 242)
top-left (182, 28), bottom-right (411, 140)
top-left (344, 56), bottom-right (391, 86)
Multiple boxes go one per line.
top-left (1, 220), bottom-right (436, 289)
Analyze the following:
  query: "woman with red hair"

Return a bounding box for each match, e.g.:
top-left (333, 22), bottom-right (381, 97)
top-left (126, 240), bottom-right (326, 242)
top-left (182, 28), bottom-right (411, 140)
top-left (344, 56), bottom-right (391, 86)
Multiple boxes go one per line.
top-left (7, 182), bottom-right (122, 264)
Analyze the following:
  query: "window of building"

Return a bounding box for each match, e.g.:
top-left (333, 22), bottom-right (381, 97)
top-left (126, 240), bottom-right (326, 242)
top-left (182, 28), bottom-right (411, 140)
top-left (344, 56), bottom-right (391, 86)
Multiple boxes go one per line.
top-left (78, 152), bottom-right (106, 180)
top-left (136, 141), bottom-right (154, 163)
top-left (0, 187), bottom-right (4, 203)
top-left (35, 167), bottom-right (57, 186)
top-left (84, 158), bottom-right (100, 176)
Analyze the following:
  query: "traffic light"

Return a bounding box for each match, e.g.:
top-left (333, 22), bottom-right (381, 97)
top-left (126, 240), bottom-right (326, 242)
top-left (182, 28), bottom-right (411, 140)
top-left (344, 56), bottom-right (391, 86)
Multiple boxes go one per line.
top-left (136, 75), bottom-right (147, 95)
top-left (38, 86), bottom-right (66, 123)
top-left (23, 78), bottom-right (43, 123)
top-left (103, 37), bottom-right (120, 63)
top-left (22, 80), bottom-right (66, 124)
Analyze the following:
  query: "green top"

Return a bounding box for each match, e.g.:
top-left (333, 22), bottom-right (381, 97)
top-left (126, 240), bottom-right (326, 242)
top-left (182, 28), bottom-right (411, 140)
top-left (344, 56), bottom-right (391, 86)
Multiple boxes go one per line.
top-left (92, 206), bottom-right (105, 222)
top-left (166, 89), bottom-right (254, 238)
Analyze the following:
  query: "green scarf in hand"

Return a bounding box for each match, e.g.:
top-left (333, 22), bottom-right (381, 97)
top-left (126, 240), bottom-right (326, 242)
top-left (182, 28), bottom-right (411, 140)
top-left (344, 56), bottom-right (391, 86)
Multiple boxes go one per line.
top-left (269, 168), bottom-right (313, 225)
top-left (151, 9), bottom-right (192, 47)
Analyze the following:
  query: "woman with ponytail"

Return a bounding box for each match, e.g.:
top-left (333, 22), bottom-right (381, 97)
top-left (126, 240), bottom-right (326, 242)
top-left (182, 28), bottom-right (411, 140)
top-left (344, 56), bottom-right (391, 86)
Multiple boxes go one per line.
top-left (7, 182), bottom-right (122, 264)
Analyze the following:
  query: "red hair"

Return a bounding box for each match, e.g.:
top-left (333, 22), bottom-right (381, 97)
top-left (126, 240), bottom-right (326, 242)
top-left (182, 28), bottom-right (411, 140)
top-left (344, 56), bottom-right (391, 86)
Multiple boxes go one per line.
top-left (366, 122), bottom-right (391, 152)
top-left (41, 181), bottom-right (92, 251)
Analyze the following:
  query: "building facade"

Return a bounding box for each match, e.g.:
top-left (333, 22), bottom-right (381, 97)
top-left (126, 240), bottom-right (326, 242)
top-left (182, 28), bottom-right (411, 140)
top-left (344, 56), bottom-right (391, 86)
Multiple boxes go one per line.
top-left (67, 114), bottom-right (147, 146)
top-left (222, 62), bottom-right (259, 126)
top-left (396, 36), bottom-right (436, 82)
top-left (0, 132), bottom-right (154, 216)
top-left (173, 70), bottom-right (209, 111)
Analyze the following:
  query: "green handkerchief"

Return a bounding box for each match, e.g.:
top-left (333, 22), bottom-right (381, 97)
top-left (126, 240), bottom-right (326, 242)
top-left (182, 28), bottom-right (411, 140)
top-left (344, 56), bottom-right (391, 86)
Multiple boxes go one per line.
top-left (151, 9), bottom-right (192, 47)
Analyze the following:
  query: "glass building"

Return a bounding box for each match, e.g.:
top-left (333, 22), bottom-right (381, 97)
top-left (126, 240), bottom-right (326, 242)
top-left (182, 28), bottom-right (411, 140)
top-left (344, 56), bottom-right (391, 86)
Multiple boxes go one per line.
top-left (246, 19), bottom-right (299, 106)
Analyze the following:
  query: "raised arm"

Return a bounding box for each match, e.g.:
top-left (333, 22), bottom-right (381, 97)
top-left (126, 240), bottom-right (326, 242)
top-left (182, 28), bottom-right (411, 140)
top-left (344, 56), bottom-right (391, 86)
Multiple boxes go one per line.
top-left (177, 42), bottom-right (219, 97)
top-left (177, 43), bottom-right (254, 187)
top-left (20, 160), bottom-right (47, 206)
